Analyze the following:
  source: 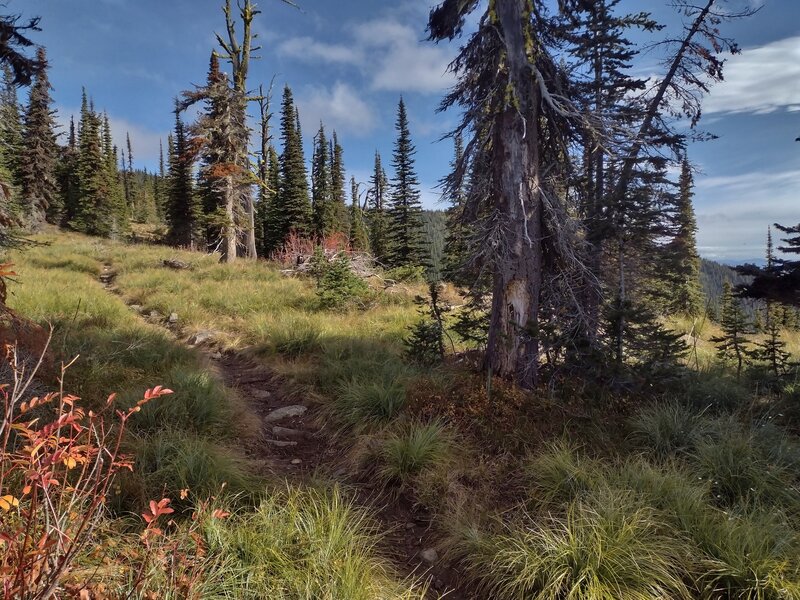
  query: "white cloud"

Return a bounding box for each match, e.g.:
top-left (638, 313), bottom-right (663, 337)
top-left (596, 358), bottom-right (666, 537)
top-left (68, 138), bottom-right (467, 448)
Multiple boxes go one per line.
top-left (702, 36), bottom-right (800, 116)
top-left (296, 82), bottom-right (377, 137)
top-left (278, 18), bottom-right (455, 95)
top-left (695, 169), bottom-right (800, 261)
top-left (277, 37), bottom-right (363, 66)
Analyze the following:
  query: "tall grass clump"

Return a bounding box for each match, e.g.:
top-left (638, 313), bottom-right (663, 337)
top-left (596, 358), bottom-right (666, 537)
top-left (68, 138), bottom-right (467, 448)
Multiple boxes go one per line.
top-left (449, 490), bottom-right (690, 600)
top-left (204, 486), bottom-right (426, 600)
top-left (629, 401), bottom-right (707, 458)
top-left (331, 376), bottom-right (407, 431)
top-left (267, 319), bottom-right (322, 358)
top-left (524, 441), bottom-right (603, 506)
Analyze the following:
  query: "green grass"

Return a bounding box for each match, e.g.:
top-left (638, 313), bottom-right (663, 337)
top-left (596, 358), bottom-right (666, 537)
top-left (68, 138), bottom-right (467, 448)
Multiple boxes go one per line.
top-left (629, 400), bottom-right (707, 458)
top-left (203, 485), bottom-right (427, 600)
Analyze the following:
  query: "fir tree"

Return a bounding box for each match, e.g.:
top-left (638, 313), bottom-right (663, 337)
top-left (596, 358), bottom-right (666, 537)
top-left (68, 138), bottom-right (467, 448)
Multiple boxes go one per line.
top-left (57, 116), bottom-right (80, 227)
top-left (19, 47), bottom-right (58, 227)
top-left (311, 123), bottom-right (332, 239)
top-left (387, 97), bottom-right (424, 267)
top-left (165, 110), bottom-right (197, 247)
top-left (367, 151), bottom-right (389, 262)
top-left (262, 144), bottom-right (282, 256)
top-left (0, 66), bottom-right (23, 192)
top-left (329, 131), bottom-right (348, 234)
top-left (711, 282), bottom-right (751, 378)
top-left (102, 112), bottom-right (128, 237)
top-left (348, 177), bottom-right (369, 252)
top-left (72, 92), bottom-right (112, 236)
top-left (152, 139), bottom-right (165, 222)
top-left (442, 132), bottom-right (470, 284)
top-left (664, 157), bottom-right (703, 315)
top-left (275, 86), bottom-right (311, 244)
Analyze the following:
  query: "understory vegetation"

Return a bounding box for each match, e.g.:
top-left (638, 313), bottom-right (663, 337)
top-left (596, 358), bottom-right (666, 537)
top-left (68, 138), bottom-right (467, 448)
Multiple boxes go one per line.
top-left (5, 231), bottom-right (799, 598)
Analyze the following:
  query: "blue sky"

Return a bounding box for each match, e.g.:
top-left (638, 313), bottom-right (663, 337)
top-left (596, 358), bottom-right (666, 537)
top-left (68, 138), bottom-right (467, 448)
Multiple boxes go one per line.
top-left (15, 0), bottom-right (800, 263)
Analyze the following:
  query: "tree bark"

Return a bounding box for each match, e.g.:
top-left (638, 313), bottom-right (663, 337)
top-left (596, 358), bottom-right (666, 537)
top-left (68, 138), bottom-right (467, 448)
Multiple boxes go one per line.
top-left (485, 0), bottom-right (544, 388)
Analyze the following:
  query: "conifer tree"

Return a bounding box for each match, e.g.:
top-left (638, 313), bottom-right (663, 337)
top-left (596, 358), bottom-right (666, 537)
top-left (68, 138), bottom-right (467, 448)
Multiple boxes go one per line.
top-left (57, 116), bottom-right (80, 227)
top-left (262, 144), bottom-right (282, 255)
top-left (711, 282), bottom-right (751, 378)
top-left (442, 133), bottom-right (471, 284)
top-left (311, 123), bottom-right (332, 239)
top-left (275, 86), bottom-right (310, 244)
top-left (329, 131), bottom-right (348, 233)
top-left (179, 53), bottom-right (247, 261)
top-left (72, 92), bottom-right (112, 236)
top-left (19, 47), bottom-right (58, 227)
top-left (387, 97), bottom-right (424, 267)
top-left (349, 177), bottom-right (369, 252)
top-left (152, 139), bottom-right (165, 222)
top-left (101, 112), bottom-right (128, 237)
top-left (0, 66), bottom-right (23, 192)
top-left (367, 151), bottom-right (389, 262)
top-left (165, 110), bottom-right (197, 247)
top-left (664, 157), bottom-right (703, 315)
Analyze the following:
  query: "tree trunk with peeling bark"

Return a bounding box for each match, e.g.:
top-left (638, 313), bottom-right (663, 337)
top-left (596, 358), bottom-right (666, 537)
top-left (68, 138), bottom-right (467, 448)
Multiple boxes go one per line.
top-left (485, 0), bottom-right (544, 388)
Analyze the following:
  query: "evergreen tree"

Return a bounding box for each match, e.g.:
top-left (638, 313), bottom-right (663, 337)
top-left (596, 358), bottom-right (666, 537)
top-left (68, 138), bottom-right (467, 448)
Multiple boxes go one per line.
top-left (442, 132), bottom-right (470, 283)
top-left (348, 177), bottom-right (369, 252)
top-left (311, 123), bottom-right (332, 239)
top-left (19, 47), bottom-right (58, 227)
top-left (152, 139), bottom-right (165, 222)
top-left (72, 92), bottom-right (112, 236)
top-left (329, 131), bottom-right (348, 233)
top-left (711, 282), bottom-right (751, 378)
top-left (165, 110), bottom-right (198, 247)
top-left (180, 53), bottom-right (247, 261)
top-left (367, 151), bottom-right (389, 262)
top-left (0, 66), bottom-right (23, 192)
top-left (275, 86), bottom-right (311, 245)
top-left (387, 97), bottom-right (424, 267)
top-left (57, 116), bottom-right (80, 227)
top-left (262, 144), bottom-right (282, 256)
top-left (664, 157), bottom-right (703, 315)
top-left (102, 112), bottom-right (128, 237)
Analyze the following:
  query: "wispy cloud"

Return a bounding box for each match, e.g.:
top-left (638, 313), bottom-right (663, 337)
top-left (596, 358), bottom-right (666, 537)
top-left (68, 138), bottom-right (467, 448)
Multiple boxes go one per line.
top-left (695, 168), bottom-right (800, 260)
top-left (702, 35), bottom-right (800, 116)
top-left (278, 18), bottom-right (455, 95)
top-left (296, 82), bottom-right (377, 137)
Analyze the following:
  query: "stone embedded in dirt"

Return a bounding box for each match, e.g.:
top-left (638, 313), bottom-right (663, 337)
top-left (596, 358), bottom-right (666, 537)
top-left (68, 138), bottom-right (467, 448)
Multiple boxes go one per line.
top-left (129, 304), bottom-right (142, 312)
top-left (210, 352), bottom-right (223, 360)
top-left (264, 405), bottom-right (307, 423)
top-left (252, 389), bottom-right (272, 399)
top-left (148, 310), bottom-right (161, 321)
top-left (162, 258), bottom-right (190, 270)
top-left (188, 330), bottom-right (217, 346)
top-left (290, 458), bottom-right (302, 465)
top-left (168, 312), bottom-right (178, 324)
top-left (265, 439), bottom-right (297, 447)
top-left (420, 548), bottom-right (439, 564)
top-left (272, 426), bottom-right (306, 439)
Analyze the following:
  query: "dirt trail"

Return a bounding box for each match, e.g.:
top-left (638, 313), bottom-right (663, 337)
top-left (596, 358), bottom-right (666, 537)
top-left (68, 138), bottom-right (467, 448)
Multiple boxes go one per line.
top-left (97, 262), bottom-right (467, 599)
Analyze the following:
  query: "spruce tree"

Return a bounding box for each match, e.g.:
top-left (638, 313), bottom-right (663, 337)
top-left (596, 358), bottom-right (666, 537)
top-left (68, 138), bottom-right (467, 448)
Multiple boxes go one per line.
top-left (57, 117), bottom-right (80, 227)
top-left (348, 177), bottom-right (369, 252)
top-left (72, 92), bottom-right (112, 236)
top-left (664, 157), bottom-right (703, 315)
top-left (442, 133), bottom-right (470, 284)
top-left (275, 86), bottom-right (311, 244)
top-left (152, 139), bottom-right (165, 222)
top-left (19, 47), bottom-right (58, 227)
top-left (101, 112), bottom-right (128, 237)
top-left (329, 131), bottom-right (348, 234)
top-left (311, 122), bottom-right (332, 239)
top-left (165, 110), bottom-right (197, 247)
top-left (387, 97), bottom-right (424, 267)
top-left (711, 282), bottom-right (751, 378)
top-left (0, 66), bottom-right (23, 192)
top-left (367, 151), bottom-right (389, 263)
top-left (262, 144), bottom-right (282, 256)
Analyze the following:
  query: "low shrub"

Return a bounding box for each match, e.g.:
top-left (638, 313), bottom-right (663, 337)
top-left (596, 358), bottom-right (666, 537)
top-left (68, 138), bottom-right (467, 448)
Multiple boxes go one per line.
top-left (316, 254), bottom-right (369, 310)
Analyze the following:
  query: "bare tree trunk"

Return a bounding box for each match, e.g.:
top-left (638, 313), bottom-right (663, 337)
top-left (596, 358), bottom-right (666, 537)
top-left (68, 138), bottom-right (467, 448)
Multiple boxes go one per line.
top-left (223, 176), bottom-right (236, 263)
top-left (485, 0), bottom-right (544, 389)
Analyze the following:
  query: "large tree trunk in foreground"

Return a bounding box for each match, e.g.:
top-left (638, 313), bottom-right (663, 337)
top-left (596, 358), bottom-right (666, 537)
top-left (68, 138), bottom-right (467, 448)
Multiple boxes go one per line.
top-left (485, 0), bottom-right (544, 388)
